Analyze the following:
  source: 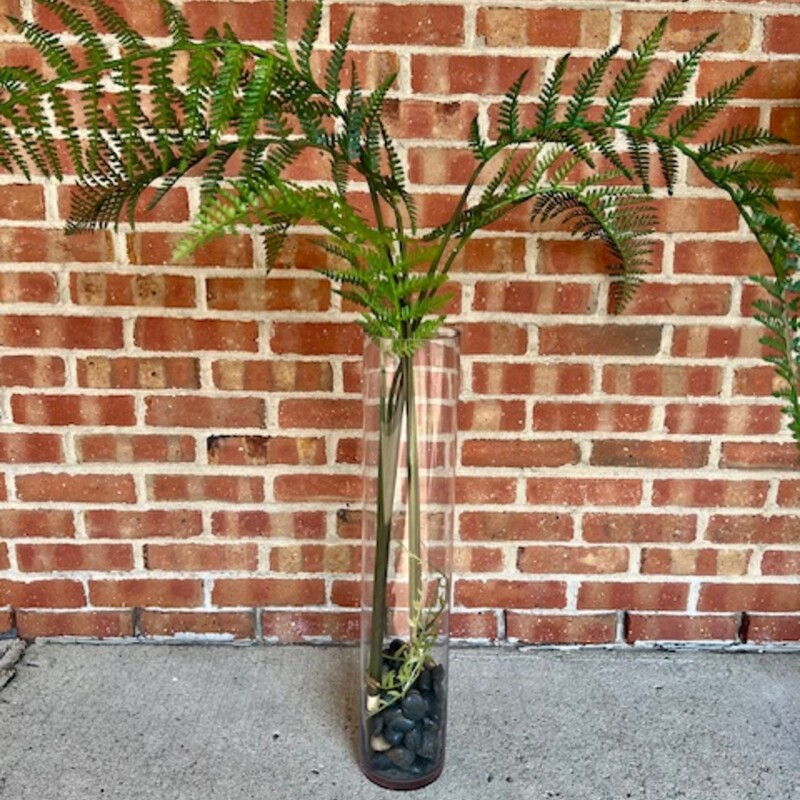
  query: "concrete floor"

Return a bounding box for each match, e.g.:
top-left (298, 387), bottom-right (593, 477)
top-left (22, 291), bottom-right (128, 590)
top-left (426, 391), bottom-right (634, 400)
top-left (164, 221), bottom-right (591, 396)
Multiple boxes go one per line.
top-left (0, 642), bottom-right (798, 799)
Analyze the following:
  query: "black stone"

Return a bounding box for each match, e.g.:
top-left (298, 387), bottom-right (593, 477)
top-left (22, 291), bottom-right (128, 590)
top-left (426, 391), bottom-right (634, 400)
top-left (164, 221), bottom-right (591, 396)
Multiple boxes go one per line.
top-left (417, 669), bottom-right (432, 693)
top-left (386, 746), bottom-right (416, 769)
top-left (390, 714), bottom-right (416, 733)
top-left (403, 727), bottom-right (421, 754)
top-left (401, 690), bottom-right (427, 721)
top-left (417, 728), bottom-right (437, 760)
top-left (383, 726), bottom-right (405, 746)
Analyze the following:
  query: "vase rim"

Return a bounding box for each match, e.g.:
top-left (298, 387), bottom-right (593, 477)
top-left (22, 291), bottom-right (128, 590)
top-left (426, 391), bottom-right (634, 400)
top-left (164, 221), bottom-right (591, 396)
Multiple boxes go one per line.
top-left (370, 326), bottom-right (460, 346)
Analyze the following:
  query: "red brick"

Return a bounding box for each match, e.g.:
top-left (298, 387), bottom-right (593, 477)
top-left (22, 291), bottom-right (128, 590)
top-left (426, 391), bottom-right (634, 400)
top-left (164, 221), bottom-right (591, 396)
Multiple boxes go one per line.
top-left (654, 198), bottom-right (740, 233)
top-left (720, 442), bottom-right (799, 470)
top-left (453, 546), bottom-right (505, 574)
top-left (35, 0), bottom-right (166, 36)
top-left (458, 400), bottom-right (526, 432)
top-left (450, 611), bottom-right (500, 641)
top-left (0, 543), bottom-right (8, 571)
top-left (578, 581), bottom-right (689, 611)
top-left (206, 277), bottom-right (330, 312)
top-left (478, 7), bottom-right (609, 48)
top-left (641, 548), bottom-right (750, 576)
top-left (0, 184), bottom-right (45, 220)
top-left (77, 434), bottom-right (196, 463)
top-left (761, 551), bottom-right (800, 576)
top-left (673, 241), bottom-right (770, 276)
top-left (626, 614), bottom-right (739, 644)
top-left (0, 271), bottom-right (57, 303)
top-left (84, 510), bottom-right (203, 539)
top-left (473, 280), bottom-right (594, 314)
top-left (127, 232), bottom-right (252, 268)
top-left (591, 439), bottom-right (710, 469)
top-left (459, 511), bottom-right (573, 542)
top-left (0, 579), bottom-right (85, 608)
top-left (135, 318), bottom-right (258, 352)
top-left (145, 544), bottom-right (258, 572)
top-left (450, 237), bottom-right (526, 274)
top-left (526, 478), bottom-right (642, 507)
top-left (140, 611), bottom-right (255, 639)
top-left (472, 362), bottom-right (591, 395)
top-left (145, 396), bottom-right (265, 428)
top-left (0, 510), bottom-right (75, 539)
top-left (619, 283), bottom-right (732, 316)
top-left (269, 544), bottom-right (361, 574)
top-left (0, 315), bottom-right (122, 349)
top-left (698, 584), bottom-right (800, 613)
top-left (412, 53), bottom-right (543, 95)
top-left (212, 359), bottom-right (333, 391)
top-left (0, 355), bottom-right (65, 387)
top-left (149, 475), bottom-right (264, 503)
top-left (462, 439), bottom-right (579, 468)
top-left (11, 394), bottom-right (136, 427)
top-left (732, 365), bottom-right (782, 397)
top-left (583, 513), bottom-right (697, 544)
top-left (672, 325), bottom-right (764, 358)
top-left (70, 272), bottom-right (195, 308)
top-left (16, 544), bottom-right (134, 572)
top-left (699, 60), bottom-right (800, 101)
top-left (458, 323), bottom-right (527, 355)
top-left (653, 479), bottom-right (768, 508)
top-left (457, 477), bottom-right (516, 505)
top-left (537, 239), bottom-right (662, 276)
top-left (666, 404), bottom-right (782, 436)
top-left (90, 579), bottom-right (204, 608)
top-left (207, 435), bottom-right (326, 466)
top-left (518, 546), bottom-right (629, 574)
top-left (77, 356), bottom-right (200, 389)
top-left (745, 615), bottom-right (800, 643)
top-left (622, 11), bottom-right (752, 53)
top-left (16, 610), bottom-right (134, 640)
top-left (777, 481), bottom-right (800, 507)
top-left (764, 16), bottom-right (800, 54)
top-left (534, 402), bottom-right (651, 432)
top-left (0, 608), bottom-right (13, 633)
top-left (212, 578), bottom-right (325, 607)
top-left (381, 99), bottom-right (479, 141)
top-left (278, 399), bottom-right (361, 429)
top-left (59, 185), bottom-right (189, 224)
top-left (274, 473), bottom-right (362, 503)
top-left (602, 364), bottom-right (723, 397)
top-left (16, 473), bottom-right (137, 504)
top-left (261, 610), bottom-right (360, 642)
top-left (211, 510), bottom-right (326, 539)
top-left (539, 324), bottom-right (662, 356)
top-left (0, 227), bottom-right (113, 263)
top-left (455, 579), bottom-right (566, 609)
top-left (705, 514), bottom-right (800, 545)
top-left (0, 433), bottom-right (63, 463)
top-left (330, 3), bottom-right (464, 46)
top-left (506, 612), bottom-right (617, 645)
top-left (270, 322), bottom-right (362, 355)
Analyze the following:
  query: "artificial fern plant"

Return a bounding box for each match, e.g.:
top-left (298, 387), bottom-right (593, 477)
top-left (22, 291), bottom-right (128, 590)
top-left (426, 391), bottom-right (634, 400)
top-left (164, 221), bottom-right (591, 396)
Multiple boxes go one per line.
top-left (1, 0), bottom-right (798, 757)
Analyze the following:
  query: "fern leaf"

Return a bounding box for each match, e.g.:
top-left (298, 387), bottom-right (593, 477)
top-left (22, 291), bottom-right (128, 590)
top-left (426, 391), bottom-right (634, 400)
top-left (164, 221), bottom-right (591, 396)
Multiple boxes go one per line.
top-left (272, 0), bottom-right (293, 65)
top-left (498, 70), bottom-right (528, 141)
top-left (326, 12), bottom-right (354, 98)
top-left (603, 16), bottom-right (667, 127)
top-left (239, 56), bottom-right (277, 142)
top-left (298, 0), bottom-right (324, 76)
top-left (537, 57), bottom-right (568, 130)
top-left (669, 67), bottom-right (756, 142)
top-left (655, 141), bottom-right (679, 194)
top-left (209, 44), bottom-right (247, 145)
top-left (698, 125), bottom-right (784, 164)
top-left (638, 34), bottom-right (715, 133)
top-left (626, 131), bottom-right (651, 191)
top-left (158, 0), bottom-right (191, 44)
top-left (87, 0), bottom-right (148, 52)
top-left (7, 16), bottom-right (79, 76)
top-left (34, 0), bottom-right (110, 66)
top-left (565, 44), bottom-right (619, 124)
top-left (586, 123), bottom-right (631, 178)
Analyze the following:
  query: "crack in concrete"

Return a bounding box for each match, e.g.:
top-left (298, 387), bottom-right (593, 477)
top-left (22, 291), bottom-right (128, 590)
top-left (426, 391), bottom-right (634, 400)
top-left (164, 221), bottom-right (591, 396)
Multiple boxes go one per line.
top-left (0, 641), bottom-right (27, 691)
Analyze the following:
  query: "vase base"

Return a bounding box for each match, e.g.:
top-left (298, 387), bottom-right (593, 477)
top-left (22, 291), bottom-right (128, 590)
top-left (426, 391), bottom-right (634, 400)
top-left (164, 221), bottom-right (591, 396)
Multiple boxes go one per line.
top-left (361, 762), bottom-right (444, 791)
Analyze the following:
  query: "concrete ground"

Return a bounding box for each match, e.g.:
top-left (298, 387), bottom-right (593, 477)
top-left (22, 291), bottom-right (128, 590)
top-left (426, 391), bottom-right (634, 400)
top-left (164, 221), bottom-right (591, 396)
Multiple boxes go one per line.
top-left (0, 641), bottom-right (797, 799)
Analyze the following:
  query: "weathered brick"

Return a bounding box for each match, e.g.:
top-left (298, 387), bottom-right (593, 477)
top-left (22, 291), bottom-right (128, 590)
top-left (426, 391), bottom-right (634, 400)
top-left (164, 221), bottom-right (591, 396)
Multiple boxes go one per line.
top-left (261, 610), bottom-right (360, 642)
top-left (578, 581), bottom-right (689, 611)
top-left (76, 434), bottom-right (196, 464)
top-left (583, 513), bottom-right (697, 544)
top-left (330, 3), bottom-right (465, 46)
top-left (0, 355), bottom-right (65, 387)
top-left (77, 356), bottom-right (200, 389)
top-left (11, 394), bottom-right (136, 427)
top-left (455, 579), bottom-right (566, 610)
top-left (70, 272), bottom-right (195, 308)
top-left (207, 435), bottom-right (326, 466)
top-left (15, 473), bottom-right (137, 504)
top-left (212, 578), bottom-right (325, 607)
top-left (459, 511), bottom-right (573, 542)
top-left (145, 396), bottom-right (265, 428)
top-left (591, 439), bottom-right (710, 469)
top-left (534, 402), bottom-right (651, 432)
top-left (89, 579), bottom-right (204, 608)
top-left (206, 277), bottom-right (329, 312)
top-left (0, 433), bottom-right (63, 463)
top-left (135, 318), bottom-right (258, 352)
top-left (212, 359), bottom-right (333, 392)
top-left (84, 510), bottom-right (203, 539)
top-left (16, 543), bottom-right (134, 573)
top-left (626, 614), bottom-right (739, 644)
top-left (527, 478), bottom-right (642, 507)
top-left (274, 473), bottom-right (362, 503)
top-left (518, 546), bottom-right (629, 574)
top-left (462, 439), bottom-right (579, 468)
top-left (148, 474), bottom-right (264, 503)
top-left (539, 324), bottom-right (662, 356)
top-left (0, 510), bottom-right (75, 539)
top-left (705, 514), bottom-right (800, 545)
top-left (506, 612), bottom-right (617, 645)
top-left (16, 610), bottom-right (134, 640)
top-left (472, 362), bottom-right (592, 395)
top-left (211, 510), bottom-right (326, 539)
top-left (478, 7), bottom-right (609, 48)
top-left (602, 364), bottom-right (723, 397)
top-left (640, 547), bottom-right (751, 576)
top-left (140, 611), bottom-right (255, 639)
top-left (653, 479), bottom-right (768, 508)
top-left (144, 544), bottom-right (258, 572)
top-left (698, 584), bottom-right (800, 613)
top-left (0, 579), bottom-right (85, 609)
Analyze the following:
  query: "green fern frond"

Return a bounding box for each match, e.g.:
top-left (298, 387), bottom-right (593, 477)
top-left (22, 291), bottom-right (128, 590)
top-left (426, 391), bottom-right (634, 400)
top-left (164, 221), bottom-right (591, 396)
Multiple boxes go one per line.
top-left (498, 71), bottom-right (528, 141)
top-left (603, 16), bottom-right (667, 127)
top-left (298, 0), bottom-right (324, 76)
top-left (537, 57), bottom-right (568, 130)
top-left (87, 0), bottom-right (148, 52)
top-left (7, 16), bottom-right (79, 76)
top-left (565, 45), bottom-right (619, 125)
top-left (670, 67), bottom-right (756, 142)
top-left (158, 0), bottom-right (190, 43)
top-left (638, 34), bottom-right (714, 133)
top-left (209, 44), bottom-right (247, 145)
top-left (326, 12), bottom-right (353, 98)
top-left (698, 125), bottom-right (785, 163)
top-left (35, 0), bottom-right (110, 66)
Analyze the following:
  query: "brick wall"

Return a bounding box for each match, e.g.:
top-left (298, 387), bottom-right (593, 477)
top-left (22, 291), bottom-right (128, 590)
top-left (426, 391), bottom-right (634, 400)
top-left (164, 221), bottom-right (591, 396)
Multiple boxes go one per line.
top-left (0, 0), bottom-right (798, 646)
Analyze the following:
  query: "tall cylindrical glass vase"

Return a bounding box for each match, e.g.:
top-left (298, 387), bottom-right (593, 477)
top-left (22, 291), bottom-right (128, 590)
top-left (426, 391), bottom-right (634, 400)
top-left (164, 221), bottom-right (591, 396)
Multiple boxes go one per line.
top-left (358, 329), bottom-right (459, 790)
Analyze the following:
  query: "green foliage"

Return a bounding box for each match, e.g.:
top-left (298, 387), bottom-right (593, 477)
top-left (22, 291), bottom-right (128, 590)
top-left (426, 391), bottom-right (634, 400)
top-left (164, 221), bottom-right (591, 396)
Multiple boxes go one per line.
top-left (0, 0), bottom-right (798, 444)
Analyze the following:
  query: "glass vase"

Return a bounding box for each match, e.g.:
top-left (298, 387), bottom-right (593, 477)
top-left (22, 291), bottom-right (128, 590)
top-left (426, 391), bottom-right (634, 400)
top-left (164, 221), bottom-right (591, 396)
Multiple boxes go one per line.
top-left (358, 329), bottom-right (459, 790)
